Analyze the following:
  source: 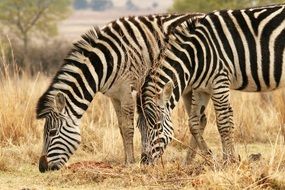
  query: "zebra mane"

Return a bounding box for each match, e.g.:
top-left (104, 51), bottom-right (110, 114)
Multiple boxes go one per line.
top-left (36, 26), bottom-right (103, 119)
top-left (36, 91), bottom-right (55, 119)
top-left (162, 13), bottom-right (205, 36)
top-left (67, 25), bottom-right (101, 55)
top-left (82, 25), bottom-right (101, 41)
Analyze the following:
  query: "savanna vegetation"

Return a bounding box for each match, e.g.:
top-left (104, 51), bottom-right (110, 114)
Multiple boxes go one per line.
top-left (170, 0), bottom-right (284, 13)
top-left (0, 0), bottom-right (284, 189)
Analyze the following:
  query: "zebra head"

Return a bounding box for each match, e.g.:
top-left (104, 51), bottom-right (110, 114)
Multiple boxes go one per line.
top-left (133, 81), bottom-right (174, 164)
top-left (37, 92), bottom-right (81, 173)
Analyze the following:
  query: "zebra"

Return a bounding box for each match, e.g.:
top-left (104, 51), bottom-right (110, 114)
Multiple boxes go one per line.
top-left (36, 13), bottom-right (204, 172)
top-left (134, 4), bottom-right (285, 164)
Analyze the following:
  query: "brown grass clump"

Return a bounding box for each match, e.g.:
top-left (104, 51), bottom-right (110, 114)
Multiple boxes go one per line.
top-left (0, 50), bottom-right (285, 189)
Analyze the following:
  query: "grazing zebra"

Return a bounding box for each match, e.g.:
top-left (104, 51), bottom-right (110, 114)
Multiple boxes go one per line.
top-left (36, 13), bottom-right (204, 172)
top-left (134, 4), bottom-right (285, 164)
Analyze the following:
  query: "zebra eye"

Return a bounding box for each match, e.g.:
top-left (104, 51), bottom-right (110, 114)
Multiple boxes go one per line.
top-left (154, 121), bottom-right (161, 129)
top-left (49, 129), bottom-right (57, 137)
top-left (156, 121), bottom-right (161, 125)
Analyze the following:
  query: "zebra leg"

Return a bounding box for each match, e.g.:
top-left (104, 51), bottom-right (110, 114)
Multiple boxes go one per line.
top-left (111, 98), bottom-right (135, 164)
top-left (212, 87), bottom-right (236, 163)
top-left (189, 91), bottom-right (212, 158)
top-left (183, 91), bottom-right (209, 164)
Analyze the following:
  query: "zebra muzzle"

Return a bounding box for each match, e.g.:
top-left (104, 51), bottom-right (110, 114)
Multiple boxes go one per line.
top-left (39, 155), bottom-right (48, 173)
top-left (140, 152), bottom-right (152, 165)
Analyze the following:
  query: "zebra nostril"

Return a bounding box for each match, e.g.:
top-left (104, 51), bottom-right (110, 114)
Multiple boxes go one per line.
top-left (50, 164), bottom-right (60, 171)
top-left (141, 153), bottom-right (151, 165)
top-left (39, 155), bottom-right (48, 173)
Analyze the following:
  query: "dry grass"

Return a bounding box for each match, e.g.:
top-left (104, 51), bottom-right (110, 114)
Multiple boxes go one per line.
top-left (0, 57), bottom-right (285, 189)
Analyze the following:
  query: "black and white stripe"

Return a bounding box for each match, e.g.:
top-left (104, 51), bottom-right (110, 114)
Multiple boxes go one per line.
top-left (137, 4), bottom-right (285, 164)
top-left (36, 13), bottom-right (203, 172)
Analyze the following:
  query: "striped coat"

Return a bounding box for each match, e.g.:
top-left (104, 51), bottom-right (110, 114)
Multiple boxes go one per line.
top-left (36, 13), bottom-right (203, 172)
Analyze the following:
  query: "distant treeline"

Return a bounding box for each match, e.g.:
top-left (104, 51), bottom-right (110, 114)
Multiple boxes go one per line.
top-left (73, 0), bottom-right (113, 11)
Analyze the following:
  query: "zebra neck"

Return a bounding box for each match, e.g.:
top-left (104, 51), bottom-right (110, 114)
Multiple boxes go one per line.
top-left (49, 67), bottom-right (96, 121)
top-left (50, 86), bottom-right (91, 120)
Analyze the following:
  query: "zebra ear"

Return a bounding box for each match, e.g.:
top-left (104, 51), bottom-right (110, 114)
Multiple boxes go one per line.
top-left (130, 85), bottom-right (138, 101)
top-left (54, 92), bottom-right (66, 113)
top-left (158, 81), bottom-right (174, 107)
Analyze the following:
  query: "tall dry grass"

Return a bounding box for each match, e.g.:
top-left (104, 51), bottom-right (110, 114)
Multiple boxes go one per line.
top-left (172, 90), bottom-right (285, 145)
top-left (0, 46), bottom-right (285, 188)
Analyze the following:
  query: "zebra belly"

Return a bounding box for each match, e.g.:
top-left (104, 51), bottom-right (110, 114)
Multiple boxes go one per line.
top-left (230, 70), bottom-right (285, 92)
